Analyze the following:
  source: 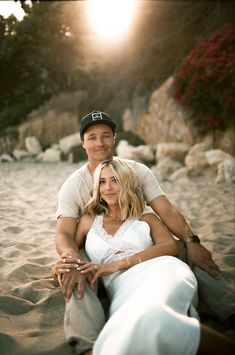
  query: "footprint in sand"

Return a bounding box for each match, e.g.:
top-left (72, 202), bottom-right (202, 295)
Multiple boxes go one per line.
top-left (4, 226), bottom-right (23, 234)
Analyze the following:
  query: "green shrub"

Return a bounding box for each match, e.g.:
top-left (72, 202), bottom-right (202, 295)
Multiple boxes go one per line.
top-left (71, 144), bottom-right (87, 163)
top-left (115, 131), bottom-right (146, 148)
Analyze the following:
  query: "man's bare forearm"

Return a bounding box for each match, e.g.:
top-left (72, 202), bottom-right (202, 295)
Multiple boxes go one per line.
top-left (56, 232), bottom-right (80, 258)
top-left (149, 196), bottom-right (193, 241)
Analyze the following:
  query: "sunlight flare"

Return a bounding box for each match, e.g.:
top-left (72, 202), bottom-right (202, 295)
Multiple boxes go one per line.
top-left (0, 0), bottom-right (25, 20)
top-left (86, 0), bottom-right (137, 42)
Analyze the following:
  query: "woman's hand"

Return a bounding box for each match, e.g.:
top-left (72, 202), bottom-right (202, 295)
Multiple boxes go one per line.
top-left (52, 253), bottom-right (80, 282)
top-left (52, 253), bottom-right (93, 301)
top-left (78, 261), bottom-right (120, 286)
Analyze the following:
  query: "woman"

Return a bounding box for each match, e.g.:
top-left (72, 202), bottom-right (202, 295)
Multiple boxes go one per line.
top-left (56, 158), bottom-right (235, 355)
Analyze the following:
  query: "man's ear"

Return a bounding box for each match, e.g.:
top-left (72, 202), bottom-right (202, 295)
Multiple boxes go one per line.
top-left (113, 134), bottom-right (116, 143)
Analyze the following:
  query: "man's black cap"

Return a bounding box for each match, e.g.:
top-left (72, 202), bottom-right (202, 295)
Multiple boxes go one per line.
top-left (80, 110), bottom-right (116, 139)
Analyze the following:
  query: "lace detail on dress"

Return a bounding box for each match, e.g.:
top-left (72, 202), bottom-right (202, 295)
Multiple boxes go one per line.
top-left (92, 215), bottom-right (139, 264)
top-left (93, 215), bottom-right (132, 240)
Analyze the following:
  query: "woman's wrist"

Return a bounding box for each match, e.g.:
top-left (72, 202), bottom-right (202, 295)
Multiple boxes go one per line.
top-left (118, 254), bottom-right (142, 271)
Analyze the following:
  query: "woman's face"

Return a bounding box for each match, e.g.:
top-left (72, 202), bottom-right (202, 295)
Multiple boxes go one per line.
top-left (99, 166), bottom-right (121, 206)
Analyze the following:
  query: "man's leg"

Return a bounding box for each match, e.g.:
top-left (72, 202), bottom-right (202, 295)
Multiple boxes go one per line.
top-left (178, 241), bottom-right (235, 322)
top-left (64, 249), bottom-right (106, 354)
top-left (64, 284), bottom-right (105, 354)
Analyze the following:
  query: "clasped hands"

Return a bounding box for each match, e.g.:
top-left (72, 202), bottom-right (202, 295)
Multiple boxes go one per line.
top-left (53, 253), bottom-right (118, 302)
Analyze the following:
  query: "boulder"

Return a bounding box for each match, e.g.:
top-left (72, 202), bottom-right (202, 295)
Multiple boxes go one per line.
top-left (156, 142), bottom-right (190, 161)
top-left (0, 154), bottom-right (14, 162)
top-left (216, 158), bottom-right (235, 183)
top-left (156, 157), bottom-right (183, 178)
top-left (13, 149), bottom-right (32, 161)
top-left (25, 136), bottom-right (42, 155)
top-left (37, 148), bottom-right (61, 162)
top-left (185, 143), bottom-right (209, 175)
top-left (116, 140), bottom-right (154, 162)
top-left (205, 149), bottom-right (233, 167)
top-left (59, 133), bottom-right (81, 154)
top-left (169, 167), bottom-right (189, 181)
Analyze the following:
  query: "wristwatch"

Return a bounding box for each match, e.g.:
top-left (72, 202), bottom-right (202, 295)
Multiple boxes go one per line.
top-left (184, 235), bottom-right (201, 245)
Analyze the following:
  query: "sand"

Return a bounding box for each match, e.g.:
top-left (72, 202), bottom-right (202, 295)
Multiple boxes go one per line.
top-left (0, 161), bottom-right (234, 355)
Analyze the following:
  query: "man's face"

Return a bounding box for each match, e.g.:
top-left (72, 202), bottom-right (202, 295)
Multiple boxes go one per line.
top-left (82, 124), bottom-right (115, 163)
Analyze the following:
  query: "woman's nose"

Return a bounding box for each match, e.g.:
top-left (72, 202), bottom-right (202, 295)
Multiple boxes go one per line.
top-left (105, 181), bottom-right (112, 190)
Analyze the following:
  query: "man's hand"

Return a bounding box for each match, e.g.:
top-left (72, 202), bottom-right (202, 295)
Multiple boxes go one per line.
top-left (186, 243), bottom-right (220, 278)
top-left (53, 254), bottom-right (93, 301)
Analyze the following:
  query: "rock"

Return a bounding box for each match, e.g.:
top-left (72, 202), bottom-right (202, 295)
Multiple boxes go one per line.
top-left (216, 158), bottom-right (235, 183)
top-left (59, 133), bottom-right (81, 154)
top-left (205, 149), bottom-right (233, 167)
top-left (156, 142), bottom-right (190, 161)
top-left (185, 143), bottom-right (209, 175)
top-left (25, 136), bottom-right (42, 155)
top-left (156, 157), bottom-right (183, 177)
top-left (0, 154), bottom-right (14, 162)
top-left (37, 148), bottom-right (61, 162)
top-left (12, 149), bottom-right (32, 161)
top-left (169, 167), bottom-right (189, 181)
top-left (122, 76), bottom-right (234, 155)
top-left (185, 152), bottom-right (208, 175)
top-left (116, 140), bottom-right (154, 162)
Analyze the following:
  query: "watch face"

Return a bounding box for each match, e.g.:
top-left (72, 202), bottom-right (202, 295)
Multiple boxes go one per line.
top-left (192, 235), bottom-right (200, 243)
top-left (185, 235), bottom-right (200, 244)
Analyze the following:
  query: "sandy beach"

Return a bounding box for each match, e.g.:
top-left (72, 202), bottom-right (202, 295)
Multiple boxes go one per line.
top-left (0, 161), bottom-right (234, 355)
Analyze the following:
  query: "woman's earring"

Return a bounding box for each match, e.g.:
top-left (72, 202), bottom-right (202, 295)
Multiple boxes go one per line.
top-left (99, 196), bottom-right (103, 202)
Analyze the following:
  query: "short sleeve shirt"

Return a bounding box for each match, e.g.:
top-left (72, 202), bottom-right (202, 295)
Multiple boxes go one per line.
top-left (56, 159), bottom-right (165, 219)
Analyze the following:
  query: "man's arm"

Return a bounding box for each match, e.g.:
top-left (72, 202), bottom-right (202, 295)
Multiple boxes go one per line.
top-left (56, 217), bottom-right (80, 257)
top-left (149, 195), bottom-right (219, 278)
top-left (55, 217), bottom-right (88, 301)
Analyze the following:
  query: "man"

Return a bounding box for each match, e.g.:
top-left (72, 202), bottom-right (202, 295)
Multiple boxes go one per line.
top-left (55, 110), bottom-right (235, 355)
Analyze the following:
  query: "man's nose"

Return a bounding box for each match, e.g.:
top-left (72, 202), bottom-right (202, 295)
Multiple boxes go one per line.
top-left (96, 137), bottom-right (104, 146)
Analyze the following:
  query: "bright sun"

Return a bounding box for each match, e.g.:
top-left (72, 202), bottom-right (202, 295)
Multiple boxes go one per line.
top-left (86, 0), bottom-right (137, 42)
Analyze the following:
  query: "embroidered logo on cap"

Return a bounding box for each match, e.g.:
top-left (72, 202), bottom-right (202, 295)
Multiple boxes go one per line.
top-left (91, 112), bottom-right (103, 121)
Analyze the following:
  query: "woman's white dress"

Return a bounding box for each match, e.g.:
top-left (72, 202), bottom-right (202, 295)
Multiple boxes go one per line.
top-left (85, 215), bottom-right (200, 355)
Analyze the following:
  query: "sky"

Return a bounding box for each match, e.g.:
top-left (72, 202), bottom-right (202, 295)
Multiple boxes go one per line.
top-left (0, 0), bottom-right (26, 20)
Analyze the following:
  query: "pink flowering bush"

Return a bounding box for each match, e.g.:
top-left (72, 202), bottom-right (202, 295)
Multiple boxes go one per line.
top-left (173, 23), bottom-right (235, 132)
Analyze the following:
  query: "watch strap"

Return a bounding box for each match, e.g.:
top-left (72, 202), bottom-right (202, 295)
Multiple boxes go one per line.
top-left (184, 235), bottom-right (200, 244)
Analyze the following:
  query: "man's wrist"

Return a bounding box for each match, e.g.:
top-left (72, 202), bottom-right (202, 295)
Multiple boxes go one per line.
top-left (60, 250), bottom-right (80, 259)
top-left (184, 235), bottom-right (201, 245)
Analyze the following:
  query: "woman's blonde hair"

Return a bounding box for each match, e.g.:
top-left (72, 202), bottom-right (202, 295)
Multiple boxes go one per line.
top-left (86, 158), bottom-right (145, 220)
